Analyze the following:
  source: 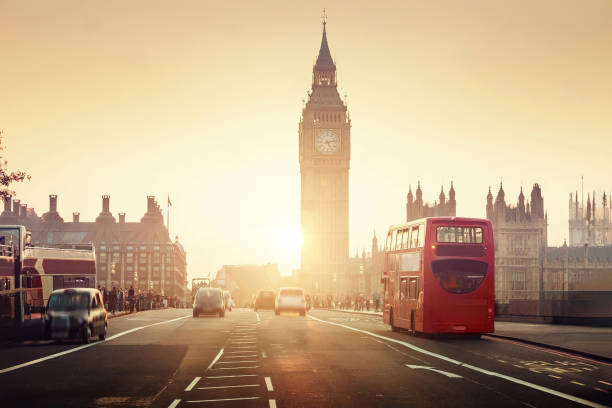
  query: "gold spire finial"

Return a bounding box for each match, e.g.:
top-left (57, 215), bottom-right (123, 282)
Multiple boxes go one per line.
top-left (321, 8), bottom-right (327, 26)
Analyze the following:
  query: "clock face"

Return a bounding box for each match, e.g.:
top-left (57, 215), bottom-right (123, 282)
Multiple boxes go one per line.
top-left (316, 129), bottom-right (340, 154)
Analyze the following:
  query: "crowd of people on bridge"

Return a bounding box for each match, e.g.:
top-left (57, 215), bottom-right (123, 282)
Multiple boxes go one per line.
top-left (97, 285), bottom-right (187, 314)
top-left (308, 294), bottom-right (383, 312)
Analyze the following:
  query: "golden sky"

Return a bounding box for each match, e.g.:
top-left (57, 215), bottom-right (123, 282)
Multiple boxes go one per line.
top-left (2, 1), bottom-right (612, 278)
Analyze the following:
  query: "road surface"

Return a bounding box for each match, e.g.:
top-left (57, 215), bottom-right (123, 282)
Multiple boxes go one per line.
top-left (0, 308), bottom-right (610, 407)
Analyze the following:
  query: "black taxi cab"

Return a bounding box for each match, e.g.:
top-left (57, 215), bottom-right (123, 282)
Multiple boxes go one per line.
top-left (43, 288), bottom-right (108, 344)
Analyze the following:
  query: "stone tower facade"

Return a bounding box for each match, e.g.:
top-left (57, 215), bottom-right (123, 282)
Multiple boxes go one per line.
top-left (569, 190), bottom-right (612, 246)
top-left (406, 182), bottom-right (456, 222)
top-left (487, 183), bottom-right (548, 315)
top-left (299, 20), bottom-right (350, 296)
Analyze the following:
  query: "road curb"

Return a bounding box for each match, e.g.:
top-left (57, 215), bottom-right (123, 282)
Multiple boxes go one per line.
top-left (107, 310), bottom-right (142, 319)
top-left (485, 333), bottom-right (612, 364)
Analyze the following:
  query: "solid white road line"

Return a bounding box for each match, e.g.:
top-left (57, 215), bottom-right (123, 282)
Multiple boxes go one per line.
top-left (215, 366), bottom-right (260, 370)
top-left (405, 364), bottom-right (462, 378)
top-left (205, 374), bottom-right (257, 379)
top-left (184, 376), bottom-right (201, 391)
top-left (307, 314), bottom-right (607, 408)
top-left (197, 384), bottom-right (260, 390)
top-left (187, 397), bottom-right (260, 403)
top-left (256, 313), bottom-right (261, 323)
top-left (168, 399), bottom-right (181, 408)
top-left (0, 315), bottom-right (190, 375)
top-left (215, 360), bottom-right (258, 364)
top-left (265, 376), bottom-right (274, 391)
top-left (269, 399), bottom-right (277, 408)
top-left (222, 355), bottom-right (258, 359)
top-left (229, 346), bottom-right (256, 349)
top-left (205, 347), bottom-right (225, 372)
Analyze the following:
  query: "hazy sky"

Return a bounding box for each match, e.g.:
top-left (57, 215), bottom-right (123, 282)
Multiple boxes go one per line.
top-left (2, 1), bottom-right (611, 279)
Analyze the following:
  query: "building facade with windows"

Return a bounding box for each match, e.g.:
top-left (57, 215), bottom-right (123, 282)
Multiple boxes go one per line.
top-left (348, 232), bottom-right (384, 299)
top-left (486, 183), bottom-right (548, 315)
top-left (487, 183), bottom-right (612, 322)
top-left (0, 194), bottom-right (187, 299)
top-left (568, 190), bottom-right (612, 247)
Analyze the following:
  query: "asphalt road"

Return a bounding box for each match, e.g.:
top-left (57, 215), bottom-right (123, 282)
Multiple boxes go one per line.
top-left (0, 308), bottom-right (610, 408)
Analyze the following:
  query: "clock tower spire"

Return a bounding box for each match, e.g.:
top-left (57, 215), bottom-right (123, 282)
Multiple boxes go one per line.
top-left (299, 16), bottom-right (351, 296)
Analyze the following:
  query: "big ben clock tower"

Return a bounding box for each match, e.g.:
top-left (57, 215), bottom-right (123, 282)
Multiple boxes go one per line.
top-left (299, 18), bottom-right (350, 296)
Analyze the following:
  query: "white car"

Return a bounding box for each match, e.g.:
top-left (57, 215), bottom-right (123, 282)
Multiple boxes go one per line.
top-left (275, 287), bottom-right (307, 316)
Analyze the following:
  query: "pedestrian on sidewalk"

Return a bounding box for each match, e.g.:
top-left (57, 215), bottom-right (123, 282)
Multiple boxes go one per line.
top-left (109, 287), bottom-right (117, 314)
top-left (102, 286), bottom-right (108, 310)
top-left (117, 288), bottom-right (123, 312)
top-left (128, 286), bottom-right (135, 312)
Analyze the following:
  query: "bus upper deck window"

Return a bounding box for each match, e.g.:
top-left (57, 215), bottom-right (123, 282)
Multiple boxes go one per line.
top-left (418, 224), bottom-right (425, 247)
top-left (401, 229), bottom-right (409, 249)
top-left (396, 230), bottom-right (404, 251)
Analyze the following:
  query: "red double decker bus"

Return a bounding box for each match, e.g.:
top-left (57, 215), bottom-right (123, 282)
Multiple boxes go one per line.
top-left (382, 217), bottom-right (494, 335)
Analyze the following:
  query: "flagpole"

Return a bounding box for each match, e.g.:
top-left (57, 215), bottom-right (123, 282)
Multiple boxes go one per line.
top-left (167, 195), bottom-right (170, 237)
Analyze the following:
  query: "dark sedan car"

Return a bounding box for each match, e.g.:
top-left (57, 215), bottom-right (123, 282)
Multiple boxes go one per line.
top-left (193, 287), bottom-right (225, 317)
top-left (43, 288), bottom-right (108, 344)
top-left (254, 290), bottom-right (275, 311)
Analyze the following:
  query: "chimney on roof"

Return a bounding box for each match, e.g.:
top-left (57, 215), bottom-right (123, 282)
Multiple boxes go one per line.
top-left (73, 212), bottom-right (80, 223)
top-left (119, 212), bottom-right (125, 224)
top-left (1, 197), bottom-right (11, 216)
top-left (95, 195), bottom-right (116, 223)
top-left (49, 195), bottom-right (57, 213)
top-left (102, 195), bottom-right (110, 213)
top-left (19, 204), bottom-right (27, 218)
top-left (13, 199), bottom-right (20, 215)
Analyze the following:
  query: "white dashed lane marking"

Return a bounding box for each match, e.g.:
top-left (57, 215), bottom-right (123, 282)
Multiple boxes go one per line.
top-left (196, 384), bottom-right (260, 390)
top-left (184, 377), bottom-right (201, 391)
top-left (186, 397), bottom-right (260, 403)
top-left (172, 312), bottom-right (277, 407)
top-left (265, 376), bottom-right (274, 391)
top-left (205, 374), bottom-right (257, 379)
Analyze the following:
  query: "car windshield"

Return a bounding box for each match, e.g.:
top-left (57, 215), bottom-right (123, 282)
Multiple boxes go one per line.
top-left (48, 292), bottom-right (90, 311)
top-left (259, 292), bottom-right (274, 300)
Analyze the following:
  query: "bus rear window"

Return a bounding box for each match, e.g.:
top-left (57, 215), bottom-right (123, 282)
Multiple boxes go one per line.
top-left (436, 226), bottom-right (483, 243)
top-left (431, 259), bottom-right (487, 294)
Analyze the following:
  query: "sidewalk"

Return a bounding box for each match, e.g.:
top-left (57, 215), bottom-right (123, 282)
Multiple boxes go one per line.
top-left (492, 321), bottom-right (612, 361)
top-left (322, 308), bottom-right (612, 361)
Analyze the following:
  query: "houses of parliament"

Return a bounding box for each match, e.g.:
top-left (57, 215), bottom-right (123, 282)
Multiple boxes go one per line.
top-left (351, 182), bottom-right (611, 323)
